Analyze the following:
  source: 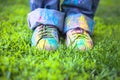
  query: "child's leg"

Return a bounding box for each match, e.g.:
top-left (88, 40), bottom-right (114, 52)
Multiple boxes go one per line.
top-left (62, 0), bottom-right (99, 50)
top-left (62, 0), bottom-right (99, 33)
top-left (28, 0), bottom-right (64, 31)
top-left (28, 0), bottom-right (65, 50)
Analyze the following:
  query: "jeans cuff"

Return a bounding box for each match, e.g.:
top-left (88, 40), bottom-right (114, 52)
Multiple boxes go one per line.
top-left (64, 13), bottom-right (94, 34)
top-left (27, 8), bottom-right (65, 32)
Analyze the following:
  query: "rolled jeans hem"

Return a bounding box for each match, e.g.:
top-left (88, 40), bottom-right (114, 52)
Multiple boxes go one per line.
top-left (27, 8), bottom-right (65, 32)
top-left (64, 13), bottom-right (94, 34)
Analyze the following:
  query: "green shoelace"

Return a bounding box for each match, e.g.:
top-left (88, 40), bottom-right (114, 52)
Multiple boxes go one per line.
top-left (38, 25), bottom-right (55, 39)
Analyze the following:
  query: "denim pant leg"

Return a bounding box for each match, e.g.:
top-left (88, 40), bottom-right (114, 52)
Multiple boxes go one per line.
top-left (30, 0), bottom-right (43, 11)
top-left (30, 0), bottom-right (60, 11)
top-left (28, 0), bottom-right (65, 32)
top-left (62, 0), bottom-right (99, 34)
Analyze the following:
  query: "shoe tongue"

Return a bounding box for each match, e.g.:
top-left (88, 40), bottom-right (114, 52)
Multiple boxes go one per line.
top-left (73, 28), bottom-right (84, 34)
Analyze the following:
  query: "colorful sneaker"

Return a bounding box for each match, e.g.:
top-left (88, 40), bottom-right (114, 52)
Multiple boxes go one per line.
top-left (31, 25), bottom-right (59, 50)
top-left (66, 28), bottom-right (93, 50)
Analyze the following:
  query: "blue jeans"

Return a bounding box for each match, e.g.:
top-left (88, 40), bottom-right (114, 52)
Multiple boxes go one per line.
top-left (28, 0), bottom-right (99, 34)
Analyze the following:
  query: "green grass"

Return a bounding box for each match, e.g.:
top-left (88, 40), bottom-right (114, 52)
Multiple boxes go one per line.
top-left (0, 0), bottom-right (120, 80)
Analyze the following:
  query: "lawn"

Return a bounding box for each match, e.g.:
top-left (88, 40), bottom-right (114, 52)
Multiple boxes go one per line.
top-left (0, 0), bottom-right (120, 80)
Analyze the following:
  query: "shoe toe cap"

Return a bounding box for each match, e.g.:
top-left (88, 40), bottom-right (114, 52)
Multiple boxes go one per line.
top-left (76, 39), bottom-right (93, 50)
top-left (36, 38), bottom-right (59, 50)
